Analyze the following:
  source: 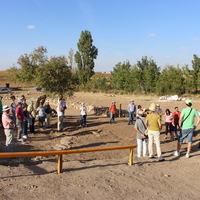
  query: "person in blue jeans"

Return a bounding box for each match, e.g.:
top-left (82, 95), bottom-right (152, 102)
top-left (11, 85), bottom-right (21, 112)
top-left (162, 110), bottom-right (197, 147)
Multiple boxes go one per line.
top-left (173, 99), bottom-right (200, 158)
top-left (80, 103), bottom-right (87, 127)
top-left (22, 104), bottom-right (29, 139)
top-left (127, 100), bottom-right (136, 125)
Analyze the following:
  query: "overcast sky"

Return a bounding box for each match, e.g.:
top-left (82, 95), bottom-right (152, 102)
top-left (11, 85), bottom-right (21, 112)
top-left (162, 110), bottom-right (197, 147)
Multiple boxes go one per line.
top-left (1, 0), bottom-right (200, 73)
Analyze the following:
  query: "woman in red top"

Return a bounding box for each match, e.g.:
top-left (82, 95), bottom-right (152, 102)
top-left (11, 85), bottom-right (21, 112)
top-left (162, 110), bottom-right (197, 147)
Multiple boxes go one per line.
top-left (172, 107), bottom-right (181, 138)
top-left (109, 101), bottom-right (117, 124)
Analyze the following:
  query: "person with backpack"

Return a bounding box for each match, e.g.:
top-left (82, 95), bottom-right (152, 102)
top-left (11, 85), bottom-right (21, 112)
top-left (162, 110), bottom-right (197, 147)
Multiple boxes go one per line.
top-left (173, 99), bottom-right (200, 158)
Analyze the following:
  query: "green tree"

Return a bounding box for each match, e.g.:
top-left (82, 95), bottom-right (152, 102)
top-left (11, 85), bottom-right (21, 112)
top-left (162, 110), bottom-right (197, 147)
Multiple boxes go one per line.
top-left (191, 54), bottom-right (200, 93)
top-left (7, 66), bottom-right (22, 84)
top-left (90, 73), bottom-right (108, 92)
top-left (7, 46), bottom-right (74, 97)
top-left (7, 46), bottom-right (48, 85)
top-left (75, 30), bottom-right (98, 85)
top-left (36, 56), bottom-right (74, 97)
top-left (156, 65), bottom-right (185, 95)
top-left (110, 61), bottom-right (132, 91)
top-left (136, 56), bottom-right (160, 93)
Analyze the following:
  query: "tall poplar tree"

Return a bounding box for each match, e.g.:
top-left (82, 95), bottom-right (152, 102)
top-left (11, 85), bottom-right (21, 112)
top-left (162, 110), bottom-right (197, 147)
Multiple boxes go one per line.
top-left (75, 30), bottom-right (98, 85)
top-left (191, 54), bottom-right (200, 93)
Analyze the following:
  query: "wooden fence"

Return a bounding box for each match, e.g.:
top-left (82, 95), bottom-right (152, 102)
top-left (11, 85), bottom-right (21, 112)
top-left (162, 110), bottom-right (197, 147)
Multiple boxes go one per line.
top-left (0, 145), bottom-right (137, 174)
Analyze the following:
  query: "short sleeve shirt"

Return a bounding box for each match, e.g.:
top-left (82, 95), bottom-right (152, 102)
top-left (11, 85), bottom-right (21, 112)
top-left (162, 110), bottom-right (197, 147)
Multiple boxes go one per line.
top-left (37, 107), bottom-right (45, 117)
top-left (146, 114), bottom-right (160, 131)
top-left (165, 113), bottom-right (173, 123)
top-left (134, 117), bottom-right (146, 139)
top-left (181, 107), bottom-right (199, 129)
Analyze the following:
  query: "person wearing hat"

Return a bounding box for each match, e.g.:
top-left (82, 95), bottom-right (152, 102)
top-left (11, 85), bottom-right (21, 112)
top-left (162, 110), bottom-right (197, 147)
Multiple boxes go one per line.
top-left (80, 102), bottom-right (87, 127)
top-left (145, 103), bottom-right (165, 162)
top-left (44, 100), bottom-right (52, 128)
top-left (155, 104), bottom-right (163, 119)
top-left (27, 100), bottom-right (36, 133)
top-left (134, 110), bottom-right (148, 157)
top-left (109, 101), bottom-right (117, 124)
top-left (127, 100), bottom-right (136, 125)
top-left (173, 99), bottom-right (200, 158)
top-left (2, 105), bottom-right (14, 152)
top-left (0, 96), bottom-right (3, 127)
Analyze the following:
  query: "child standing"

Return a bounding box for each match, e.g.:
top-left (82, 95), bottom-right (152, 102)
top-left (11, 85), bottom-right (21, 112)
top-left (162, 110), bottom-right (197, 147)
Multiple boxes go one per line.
top-left (80, 103), bottom-right (87, 127)
top-left (109, 101), bottom-right (117, 124)
top-left (37, 102), bottom-right (45, 129)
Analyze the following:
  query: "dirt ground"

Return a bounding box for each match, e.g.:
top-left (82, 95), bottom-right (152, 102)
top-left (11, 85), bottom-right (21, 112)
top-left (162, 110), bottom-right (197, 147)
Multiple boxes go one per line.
top-left (0, 87), bottom-right (200, 199)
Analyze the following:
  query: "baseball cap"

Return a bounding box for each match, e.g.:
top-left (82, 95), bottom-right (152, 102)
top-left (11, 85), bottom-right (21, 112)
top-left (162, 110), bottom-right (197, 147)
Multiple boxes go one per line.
top-left (185, 99), bottom-right (192, 105)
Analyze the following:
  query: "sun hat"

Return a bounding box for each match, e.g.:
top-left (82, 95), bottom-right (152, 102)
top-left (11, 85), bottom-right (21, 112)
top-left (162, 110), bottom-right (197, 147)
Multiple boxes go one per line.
top-left (2, 105), bottom-right (10, 112)
top-left (29, 100), bottom-right (34, 103)
top-left (156, 104), bottom-right (160, 106)
top-left (45, 100), bottom-right (50, 103)
top-left (130, 99), bottom-right (134, 102)
top-left (185, 99), bottom-right (192, 105)
top-left (112, 101), bottom-right (116, 103)
top-left (149, 103), bottom-right (156, 111)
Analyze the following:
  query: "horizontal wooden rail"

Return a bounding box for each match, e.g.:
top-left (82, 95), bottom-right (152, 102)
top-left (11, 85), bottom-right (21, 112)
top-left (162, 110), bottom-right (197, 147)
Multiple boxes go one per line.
top-left (0, 145), bottom-right (137, 174)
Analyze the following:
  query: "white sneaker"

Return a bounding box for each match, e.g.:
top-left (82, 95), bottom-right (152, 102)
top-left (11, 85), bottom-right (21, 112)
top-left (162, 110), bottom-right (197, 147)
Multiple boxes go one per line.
top-left (22, 135), bottom-right (27, 139)
top-left (17, 138), bottom-right (24, 142)
top-left (186, 152), bottom-right (190, 158)
top-left (173, 151), bottom-right (180, 156)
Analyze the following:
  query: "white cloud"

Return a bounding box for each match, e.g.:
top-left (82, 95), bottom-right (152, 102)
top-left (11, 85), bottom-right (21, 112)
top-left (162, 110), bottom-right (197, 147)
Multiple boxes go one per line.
top-left (193, 38), bottom-right (200, 40)
top-left (180, 47), bottom-right (188, 50)
top-left (149, 33), bottom-right (156, 37)
top-left (166, 56), bottom-right (170, 58)
top-left (27, 25), bottom-right (36, 29)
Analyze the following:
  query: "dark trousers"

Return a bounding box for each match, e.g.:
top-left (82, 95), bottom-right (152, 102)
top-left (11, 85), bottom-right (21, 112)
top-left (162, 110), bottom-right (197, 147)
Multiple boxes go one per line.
top-left (80, 115), bottom-right (87, 126)
top-left (22, 120), bottom-right (28, 136)
top-left (29, 117), bottom-right (35, 133)
top-left (165, 122), bottom-right (172, 134)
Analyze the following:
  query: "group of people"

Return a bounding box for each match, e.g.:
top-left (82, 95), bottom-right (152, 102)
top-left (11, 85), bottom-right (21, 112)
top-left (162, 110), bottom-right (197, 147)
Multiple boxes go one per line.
top-left (0, 94), bottom-right (89, 152)
top-left (1, 94), bottom-right (200, 160)
top-left (134, 99), bottom-right (200, 161)
top-left (0, 95), bottom-right (54, 151)
top-left (109, 99), bottom-right (200, 161)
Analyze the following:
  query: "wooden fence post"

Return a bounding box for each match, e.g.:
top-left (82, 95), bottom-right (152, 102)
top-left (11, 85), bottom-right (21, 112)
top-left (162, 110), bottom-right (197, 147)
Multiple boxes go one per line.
top-left (57, 155), bottom-right (63, 174)
top-left (128, 148), bottom-right (133, 166)
top-left (119, 104), bottom-right (122, 118)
